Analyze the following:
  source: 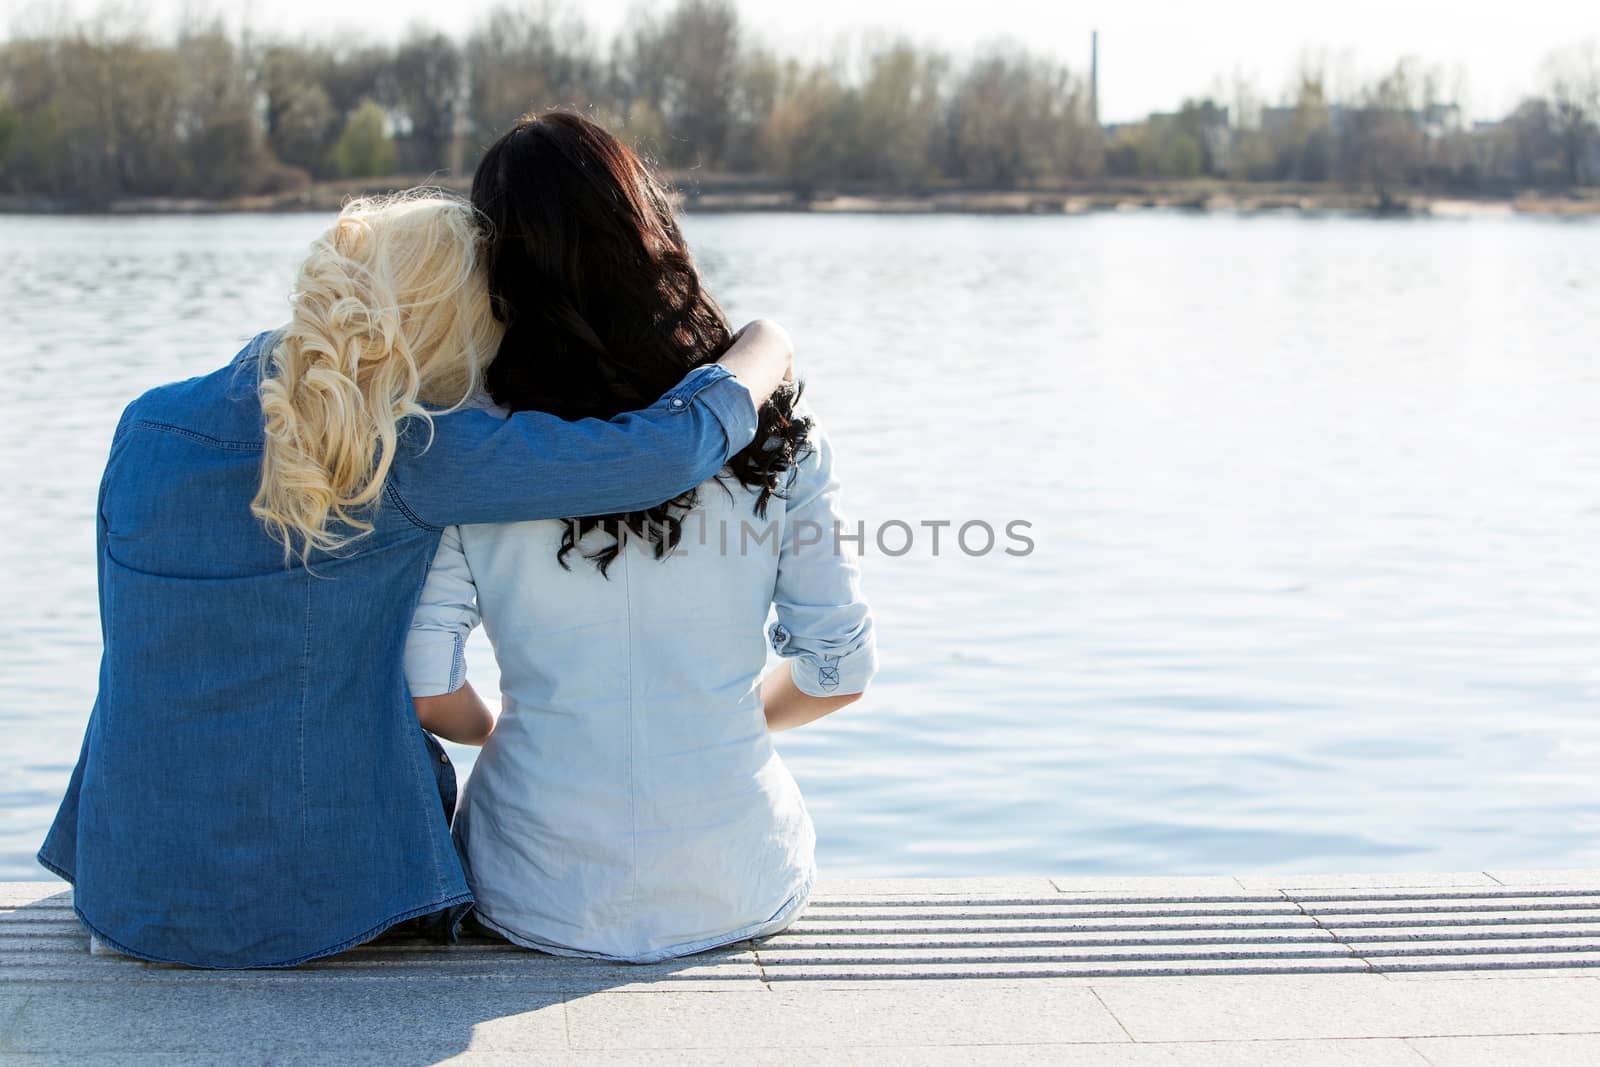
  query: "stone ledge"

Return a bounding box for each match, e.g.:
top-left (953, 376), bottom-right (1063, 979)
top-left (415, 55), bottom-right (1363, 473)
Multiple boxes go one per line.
top-left (5, 871), bottom-right (1600, 1060)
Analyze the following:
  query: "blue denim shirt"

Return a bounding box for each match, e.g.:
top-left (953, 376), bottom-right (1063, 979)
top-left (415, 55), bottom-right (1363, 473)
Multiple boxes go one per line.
top-left (37, 330), bottom-right (758, 969)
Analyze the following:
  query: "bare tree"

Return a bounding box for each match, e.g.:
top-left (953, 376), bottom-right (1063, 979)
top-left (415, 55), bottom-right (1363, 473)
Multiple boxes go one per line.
top-left (853, 42), bottom-right (947, 188)
top-left (383, 29), bottom-right (463, 175)
top-left (757, 59), bottom-right (852, 188)
top-left (260, 46), bottom-right (342, 177)
top-left (1341, 58), bottom-right (1435, 200)
top-left (617, 0), bottom-right (742, 168)
top-left (941, 47), bottom-right (1096, 186)
top-left (175, 19), bottom-right (262, 196)
top-left (1543, 41), bottom-right (1600, 186)
top-left (464, 4), bottom-right (597, 151)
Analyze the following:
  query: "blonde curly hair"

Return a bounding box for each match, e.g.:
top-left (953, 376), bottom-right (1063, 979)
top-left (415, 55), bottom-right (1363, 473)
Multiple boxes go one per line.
top-left (252, 192), bottom-right (503, 562)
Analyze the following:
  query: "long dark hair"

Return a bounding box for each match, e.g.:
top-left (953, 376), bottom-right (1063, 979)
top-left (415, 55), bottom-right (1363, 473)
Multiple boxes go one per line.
top-left (470, 111), bottom-right (811, 574)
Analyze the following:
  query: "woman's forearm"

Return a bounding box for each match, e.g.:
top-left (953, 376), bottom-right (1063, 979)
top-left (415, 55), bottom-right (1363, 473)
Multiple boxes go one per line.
top-left (761, 664), bottom-right (862, 732)
top-left (717, 319), bottom-right (793, 409)
top-left (414, 681), bottom-right (496, 746)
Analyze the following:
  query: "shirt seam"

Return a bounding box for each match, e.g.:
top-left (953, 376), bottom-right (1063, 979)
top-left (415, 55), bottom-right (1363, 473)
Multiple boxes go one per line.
top-left (414, 732), bottom-right (446, 891)
top-left (126, 420), bottom-right (262, 452)
top-left (661, 363), bottom-right (732, 404)
top-left (448, 634), bottom-right (467, 692)
top-left (298, 575), bottom-right (312, 832)
top-left (622, 547), bottom-right (640, 934)
top-left (385, 481), bottom-right (441, 532)
top-left (405, 537), bottom-right (457, 890)
top-left (689, 377), bottom-right (758, 455)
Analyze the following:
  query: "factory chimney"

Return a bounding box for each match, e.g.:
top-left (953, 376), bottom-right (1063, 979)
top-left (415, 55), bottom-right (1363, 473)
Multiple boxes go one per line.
top-left (1090, 30), bottom-right (1100, 127)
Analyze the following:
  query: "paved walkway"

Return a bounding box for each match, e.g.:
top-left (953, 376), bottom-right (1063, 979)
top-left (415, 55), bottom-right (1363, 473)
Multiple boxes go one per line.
top-left (4, 869), bottom-right (1600, 1063)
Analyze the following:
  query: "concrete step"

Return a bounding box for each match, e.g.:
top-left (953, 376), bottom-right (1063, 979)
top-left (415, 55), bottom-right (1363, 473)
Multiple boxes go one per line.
top-left (5, 871), bottom-right (1600, 1059)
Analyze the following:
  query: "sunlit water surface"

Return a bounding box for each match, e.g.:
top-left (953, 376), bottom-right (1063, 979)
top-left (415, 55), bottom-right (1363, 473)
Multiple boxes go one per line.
top-left (1, 210), bottom-right (1597, 880)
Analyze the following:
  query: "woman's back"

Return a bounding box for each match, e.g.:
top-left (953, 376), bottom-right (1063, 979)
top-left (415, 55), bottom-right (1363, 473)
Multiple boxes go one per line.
top-left (407, 414), bottom-right (876, 962)
top-left (40, 335), bottom-right (474, 967)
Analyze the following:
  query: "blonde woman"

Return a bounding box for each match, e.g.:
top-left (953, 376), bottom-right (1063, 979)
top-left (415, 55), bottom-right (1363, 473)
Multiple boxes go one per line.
top-left (37, 192), bottom-right (793, 969)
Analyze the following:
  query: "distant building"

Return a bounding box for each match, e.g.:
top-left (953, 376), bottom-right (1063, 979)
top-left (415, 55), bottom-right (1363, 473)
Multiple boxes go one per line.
top-left (1196, 104), bottom-right (1233, 171)
top-left (1259, 105), bottom-right (1294, 142)
top-left (1261, 102), bottom-right (1462, 143)
top-left (1260, 104), bottom-right (1350, 141)
top-left (1419, 103), bottom-right (1462, 139)
top-left (1141, 102), bottom-right (1232, 170)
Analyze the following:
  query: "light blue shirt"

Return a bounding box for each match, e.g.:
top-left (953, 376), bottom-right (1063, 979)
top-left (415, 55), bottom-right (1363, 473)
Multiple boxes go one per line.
top-left (405, 405), bottom-right (876, 963)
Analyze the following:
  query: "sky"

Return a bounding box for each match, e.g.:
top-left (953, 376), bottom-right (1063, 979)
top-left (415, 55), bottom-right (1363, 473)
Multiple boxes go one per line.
top-left (3, 0), bottom-right (1595, 122)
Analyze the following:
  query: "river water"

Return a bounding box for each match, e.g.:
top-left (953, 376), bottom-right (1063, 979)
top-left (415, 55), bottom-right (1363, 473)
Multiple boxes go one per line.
top-left (1, 209), bottom-right (1597, 880)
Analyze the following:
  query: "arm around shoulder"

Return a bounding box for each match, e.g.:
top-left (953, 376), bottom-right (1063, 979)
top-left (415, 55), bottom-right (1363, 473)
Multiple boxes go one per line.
top-left (389, 320), bottom-right (793, 529)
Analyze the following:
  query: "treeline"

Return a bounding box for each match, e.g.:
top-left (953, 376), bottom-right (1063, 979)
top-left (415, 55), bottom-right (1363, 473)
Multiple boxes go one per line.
top-left (0, 1), bottom-right (1595, 205)
top-left (1107, 56), bottom-right (1600, 195)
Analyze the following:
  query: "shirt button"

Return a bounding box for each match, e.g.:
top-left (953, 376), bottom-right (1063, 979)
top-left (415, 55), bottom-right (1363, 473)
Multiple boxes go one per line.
top-left (669, 398), bottom-right (686, 408)
top-left (439, 752), bottom-right (449, 764)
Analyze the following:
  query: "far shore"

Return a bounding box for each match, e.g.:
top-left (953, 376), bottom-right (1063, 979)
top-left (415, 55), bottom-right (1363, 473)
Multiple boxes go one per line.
top-left (2, 176), bottom-right (1597, 218)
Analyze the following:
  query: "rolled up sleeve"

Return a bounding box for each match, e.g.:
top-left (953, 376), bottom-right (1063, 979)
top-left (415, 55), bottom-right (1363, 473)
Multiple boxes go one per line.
top-left (404, 526), bottom-right (481, 697)
top-left (768, 422), bottom-right (877, 697)
top-left (669, 364), bottom-right (759, 457)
